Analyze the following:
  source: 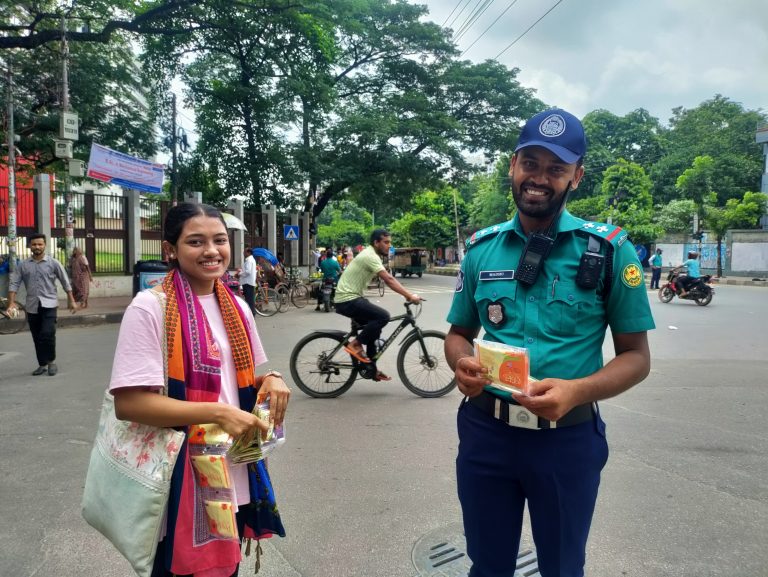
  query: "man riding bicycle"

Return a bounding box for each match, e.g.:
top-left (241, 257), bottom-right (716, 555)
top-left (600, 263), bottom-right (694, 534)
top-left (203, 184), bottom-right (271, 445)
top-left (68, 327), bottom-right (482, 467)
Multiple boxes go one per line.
top-left (334, 229), bottom-right (421, 381)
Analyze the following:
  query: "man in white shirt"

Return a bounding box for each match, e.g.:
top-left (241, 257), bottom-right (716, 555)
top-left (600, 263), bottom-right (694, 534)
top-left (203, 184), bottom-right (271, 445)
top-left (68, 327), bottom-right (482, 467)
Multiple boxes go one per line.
top-left (238, 247), bottom-right (257, 315)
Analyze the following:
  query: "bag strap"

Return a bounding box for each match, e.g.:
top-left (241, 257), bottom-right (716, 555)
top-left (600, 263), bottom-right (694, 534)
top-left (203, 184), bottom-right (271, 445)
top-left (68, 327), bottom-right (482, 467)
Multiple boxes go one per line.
top-left (149, 289), bottom-right (169, 397)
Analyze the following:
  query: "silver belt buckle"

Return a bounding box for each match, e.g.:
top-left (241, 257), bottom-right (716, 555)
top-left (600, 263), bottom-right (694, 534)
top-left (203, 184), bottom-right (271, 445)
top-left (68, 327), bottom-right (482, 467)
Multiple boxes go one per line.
top-left (496, 399), bottom-right (540, 430)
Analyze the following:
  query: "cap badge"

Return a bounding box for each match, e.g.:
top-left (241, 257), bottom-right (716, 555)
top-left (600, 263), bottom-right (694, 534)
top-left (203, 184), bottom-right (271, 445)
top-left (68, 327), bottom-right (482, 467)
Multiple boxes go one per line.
top-left (539, 114), bottom-right (566, 138)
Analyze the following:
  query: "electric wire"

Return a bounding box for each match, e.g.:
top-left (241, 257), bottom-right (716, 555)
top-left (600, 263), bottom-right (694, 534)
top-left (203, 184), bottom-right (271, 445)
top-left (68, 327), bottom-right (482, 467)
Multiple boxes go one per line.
top-left (453, 0), bottom-right (495, 43)
top-left (445, 0), bottom-right (474, 30)
top-left (461, 0), bottom-right (520, 57)
top-left (494, 0), bottom-right (566, 60)
top-left (442, 0), bottom-right (469, 27)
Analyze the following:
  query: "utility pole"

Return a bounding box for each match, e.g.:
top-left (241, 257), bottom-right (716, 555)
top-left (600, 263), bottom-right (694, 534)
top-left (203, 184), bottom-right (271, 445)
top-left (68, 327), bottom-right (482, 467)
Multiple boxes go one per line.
top-left (453, 188), bottom-right (464, 262)
top-left (171, 93), bottom-right (178, 206)
top-left (60, 17), bottom-right (74, 258)
top-left (5, 57), bottom-right (17, 274)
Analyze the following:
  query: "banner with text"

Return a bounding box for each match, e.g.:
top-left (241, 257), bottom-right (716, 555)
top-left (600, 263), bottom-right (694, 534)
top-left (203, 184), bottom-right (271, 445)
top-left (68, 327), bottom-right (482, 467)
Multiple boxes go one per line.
top-left (86, 143), bottom-right (165, 194)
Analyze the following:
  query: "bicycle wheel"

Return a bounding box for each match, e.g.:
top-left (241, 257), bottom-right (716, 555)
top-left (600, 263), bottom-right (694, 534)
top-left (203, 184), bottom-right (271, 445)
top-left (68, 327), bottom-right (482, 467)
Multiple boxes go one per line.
top-left (0, 307), bottom-right (26, 334)
top-left (290, 283), bottom-right (310, 308)
top-left (397, 330), bottom-right (456, 398)
top-left (275, 284), bottom-right (290, 313)
top-left (290, 333), bottom-right (358, 398)
top-left (378, 279), bottom-right (385, 297)
top-left (254, 288), bottom-right (280, 317)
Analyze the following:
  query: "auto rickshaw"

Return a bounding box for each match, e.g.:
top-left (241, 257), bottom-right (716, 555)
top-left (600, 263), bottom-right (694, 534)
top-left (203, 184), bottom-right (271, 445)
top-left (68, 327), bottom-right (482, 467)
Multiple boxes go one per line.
top-left (391, 247), bottom-right (428, 278)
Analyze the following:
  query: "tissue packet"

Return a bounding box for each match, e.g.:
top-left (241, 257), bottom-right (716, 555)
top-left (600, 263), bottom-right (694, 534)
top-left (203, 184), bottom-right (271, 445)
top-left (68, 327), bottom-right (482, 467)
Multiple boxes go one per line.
top-left (474, 338), bottom-right (530, 395)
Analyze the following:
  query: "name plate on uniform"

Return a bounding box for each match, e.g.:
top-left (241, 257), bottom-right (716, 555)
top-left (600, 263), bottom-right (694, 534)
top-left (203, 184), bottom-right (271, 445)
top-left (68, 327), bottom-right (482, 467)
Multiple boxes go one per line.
top-left (479, 270), bottom-right (515, 281)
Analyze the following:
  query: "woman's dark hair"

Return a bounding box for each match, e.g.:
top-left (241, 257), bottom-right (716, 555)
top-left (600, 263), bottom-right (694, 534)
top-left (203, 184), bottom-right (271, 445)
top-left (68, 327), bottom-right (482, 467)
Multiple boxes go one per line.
top-left (163, 202), bottom-right (226, 245)
top-left (370, 228), bottom-right (390, 244)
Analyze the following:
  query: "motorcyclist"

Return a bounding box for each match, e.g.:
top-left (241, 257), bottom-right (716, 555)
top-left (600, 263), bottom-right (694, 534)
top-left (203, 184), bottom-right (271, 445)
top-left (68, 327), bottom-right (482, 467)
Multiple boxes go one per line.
top-left (315, 248), bottom-right (341, 311)
top-left (672, 251), bottom-right (701, 297)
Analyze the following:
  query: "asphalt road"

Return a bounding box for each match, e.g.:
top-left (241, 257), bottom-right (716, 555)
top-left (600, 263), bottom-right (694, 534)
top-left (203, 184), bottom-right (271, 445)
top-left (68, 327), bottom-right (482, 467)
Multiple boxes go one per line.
top-left (1, 275), bottom-right (766, 577)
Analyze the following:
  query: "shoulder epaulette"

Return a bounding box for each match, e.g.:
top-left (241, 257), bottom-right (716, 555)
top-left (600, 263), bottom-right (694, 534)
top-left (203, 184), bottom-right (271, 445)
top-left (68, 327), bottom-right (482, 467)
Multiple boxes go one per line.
top-left (465, 221), bottom-right (514, 250)
top-left (577, 221), bottom-right (629, 248)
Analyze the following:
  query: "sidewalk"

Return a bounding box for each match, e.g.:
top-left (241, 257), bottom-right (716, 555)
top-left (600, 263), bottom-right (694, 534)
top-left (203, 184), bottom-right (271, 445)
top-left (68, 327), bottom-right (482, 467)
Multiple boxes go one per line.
top-left (53, 295), bottom-right (133, 329)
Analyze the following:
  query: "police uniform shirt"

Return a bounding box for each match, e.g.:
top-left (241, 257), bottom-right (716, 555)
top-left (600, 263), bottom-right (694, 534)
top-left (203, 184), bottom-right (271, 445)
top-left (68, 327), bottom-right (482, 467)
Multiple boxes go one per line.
top-left (447, 210), bottom-right (655, 401)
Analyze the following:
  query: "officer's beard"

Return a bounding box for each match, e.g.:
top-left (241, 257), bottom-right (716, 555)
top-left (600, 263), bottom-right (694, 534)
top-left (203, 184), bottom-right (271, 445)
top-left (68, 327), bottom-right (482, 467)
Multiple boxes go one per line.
top-left (511, 180), bottom-right (569, 221)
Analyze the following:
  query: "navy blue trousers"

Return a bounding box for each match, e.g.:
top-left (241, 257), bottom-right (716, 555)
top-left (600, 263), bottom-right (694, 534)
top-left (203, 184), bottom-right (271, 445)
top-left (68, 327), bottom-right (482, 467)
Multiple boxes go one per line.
top-left (457, 400), bottom-right (608, 577)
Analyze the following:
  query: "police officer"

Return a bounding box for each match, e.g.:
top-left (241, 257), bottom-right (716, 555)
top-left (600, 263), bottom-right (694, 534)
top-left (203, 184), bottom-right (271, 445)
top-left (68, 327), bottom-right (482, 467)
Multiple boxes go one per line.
top-left (444, 108), bottom-right (655, 577)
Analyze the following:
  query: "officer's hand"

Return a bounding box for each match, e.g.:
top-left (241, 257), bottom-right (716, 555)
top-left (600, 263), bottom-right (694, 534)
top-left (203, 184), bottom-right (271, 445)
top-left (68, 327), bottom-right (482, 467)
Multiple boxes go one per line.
top-left (454, 356), bottom-right (491, 398)
top-left (512, 377), bottom-right (580, 422)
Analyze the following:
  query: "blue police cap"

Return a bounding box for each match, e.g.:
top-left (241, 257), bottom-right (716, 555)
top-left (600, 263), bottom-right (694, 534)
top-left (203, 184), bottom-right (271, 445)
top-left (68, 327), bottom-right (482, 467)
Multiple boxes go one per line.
top-left (514, 108), bottom-right (587, 164)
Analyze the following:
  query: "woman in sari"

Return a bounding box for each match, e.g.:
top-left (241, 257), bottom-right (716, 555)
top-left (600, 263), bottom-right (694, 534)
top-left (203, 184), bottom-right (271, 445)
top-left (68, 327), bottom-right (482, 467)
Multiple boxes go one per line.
top-left (110, 202), bottom-right (289, 577)
top-left (69, 246), bottom-right (92, 308)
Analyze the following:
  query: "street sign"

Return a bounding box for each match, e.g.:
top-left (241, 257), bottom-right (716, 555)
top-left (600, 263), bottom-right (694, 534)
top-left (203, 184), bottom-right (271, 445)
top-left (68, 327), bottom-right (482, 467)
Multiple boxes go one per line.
top-left (635, 244), bottom-right (648, 262)
top-left (59, 111), bottom-right (79, 141)
top-left (284, 224), bottom-right (299, 241)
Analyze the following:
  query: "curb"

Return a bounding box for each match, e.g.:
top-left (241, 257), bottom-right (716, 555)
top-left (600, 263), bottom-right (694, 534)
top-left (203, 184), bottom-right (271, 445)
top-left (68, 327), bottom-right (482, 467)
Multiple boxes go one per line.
top-left (58, 312), bottom-right (125, 329)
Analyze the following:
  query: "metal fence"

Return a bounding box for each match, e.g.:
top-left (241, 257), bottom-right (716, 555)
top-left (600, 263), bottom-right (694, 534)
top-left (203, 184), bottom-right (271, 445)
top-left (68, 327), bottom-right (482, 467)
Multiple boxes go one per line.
top-left (2, 185), bottom-right (295, 273)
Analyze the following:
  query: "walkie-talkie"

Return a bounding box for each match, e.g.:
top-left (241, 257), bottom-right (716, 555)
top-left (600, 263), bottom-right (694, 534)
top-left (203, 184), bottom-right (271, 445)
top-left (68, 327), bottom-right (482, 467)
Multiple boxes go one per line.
top-left (515, 233), bottom-right (555, 286)
top-left (515, 182), bottom-right (572, 287)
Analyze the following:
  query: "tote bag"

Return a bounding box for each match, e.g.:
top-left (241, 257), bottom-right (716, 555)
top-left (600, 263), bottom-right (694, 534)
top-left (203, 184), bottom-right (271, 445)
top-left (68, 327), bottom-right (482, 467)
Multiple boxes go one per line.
top-left (82, 290), bottom-right (184, 577)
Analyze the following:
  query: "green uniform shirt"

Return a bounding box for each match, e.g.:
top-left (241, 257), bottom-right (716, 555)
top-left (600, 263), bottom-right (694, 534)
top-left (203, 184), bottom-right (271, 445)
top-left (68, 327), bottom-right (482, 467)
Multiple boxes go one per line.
top-left (334, 245), bottom-right (385, 303)
top-left (447, 211), bottom-right (655, 401)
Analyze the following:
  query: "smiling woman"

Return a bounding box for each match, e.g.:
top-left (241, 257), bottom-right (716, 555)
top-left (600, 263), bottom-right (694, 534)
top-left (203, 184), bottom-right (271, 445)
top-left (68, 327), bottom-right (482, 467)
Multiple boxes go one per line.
top-left (101, 202), bottom-right (291, 576)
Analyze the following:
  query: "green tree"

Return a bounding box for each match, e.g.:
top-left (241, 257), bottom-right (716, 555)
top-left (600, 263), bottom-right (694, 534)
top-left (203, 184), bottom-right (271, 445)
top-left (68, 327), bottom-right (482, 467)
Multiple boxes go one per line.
top-left (315, 200), bottom-right (373, 248)
top-left (388, 188), bottom-right (465, 250)
top-left (600, 159), bottom-right (663, 244)
top-left (468, 156), bottom-right (511, 228)
top-left (703, 191), bottom-right (767, 277)
top-left (2, 28), bottom-right (158, 171)
top-left (675, 155), bottom-right (715, 206)
top-left (580, 108), bottom-right (666, 201)
top-left (654, 199), bottom-right (697, 234)
top-left (649, 95), bottom-right (766, 205)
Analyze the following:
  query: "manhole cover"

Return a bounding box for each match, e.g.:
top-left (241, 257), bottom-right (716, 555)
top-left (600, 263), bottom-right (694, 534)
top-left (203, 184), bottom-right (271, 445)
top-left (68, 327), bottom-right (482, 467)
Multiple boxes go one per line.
top-left (412, 523), bottom-right (539, 576)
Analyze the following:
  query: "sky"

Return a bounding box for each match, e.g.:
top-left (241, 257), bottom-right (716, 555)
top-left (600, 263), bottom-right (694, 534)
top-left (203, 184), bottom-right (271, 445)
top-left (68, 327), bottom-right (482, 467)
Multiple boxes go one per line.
top-left (412, 0), bottom-right (768, 124)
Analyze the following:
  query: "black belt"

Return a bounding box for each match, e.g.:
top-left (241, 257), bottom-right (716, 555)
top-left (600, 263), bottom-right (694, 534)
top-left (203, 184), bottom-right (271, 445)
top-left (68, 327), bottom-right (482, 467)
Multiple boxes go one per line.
top-left (467, 391), bottom-right (594, 430)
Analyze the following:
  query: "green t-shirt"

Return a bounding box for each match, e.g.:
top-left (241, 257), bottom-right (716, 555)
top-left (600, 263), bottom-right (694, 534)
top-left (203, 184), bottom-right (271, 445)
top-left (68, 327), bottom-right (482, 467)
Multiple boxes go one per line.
top-left (334, 246), bottom-right (385, 303)
top-left (320, 257), bottom-right (342, 280)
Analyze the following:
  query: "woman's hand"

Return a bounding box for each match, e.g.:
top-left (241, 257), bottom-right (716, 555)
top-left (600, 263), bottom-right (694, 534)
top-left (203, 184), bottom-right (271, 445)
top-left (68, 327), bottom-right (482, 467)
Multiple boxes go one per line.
top-left (217, 404), bottom-right (270, 438)
top-left (257, 374), bottom-right (291, 426)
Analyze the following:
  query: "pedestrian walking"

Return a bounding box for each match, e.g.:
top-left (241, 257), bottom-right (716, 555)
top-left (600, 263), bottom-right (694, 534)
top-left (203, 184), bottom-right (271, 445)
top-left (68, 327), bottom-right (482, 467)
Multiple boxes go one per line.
top-left (69, 246), bottom-right (93, 308)
top-left (238, 247), bottom-right (257, 315)
top-left (6, 233), bottom-right (78, 376)
top-left (650, 247), bottom-right (663, 289)
top-left (110, 202), bottom-right (289, 576)
top-left (444, 108), bottom-right (655, 577)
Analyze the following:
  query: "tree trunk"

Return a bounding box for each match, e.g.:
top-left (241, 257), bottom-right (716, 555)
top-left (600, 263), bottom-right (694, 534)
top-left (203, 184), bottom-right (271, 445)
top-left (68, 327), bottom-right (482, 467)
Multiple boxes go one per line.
top-left (717, 237), bottom-right (723, 278)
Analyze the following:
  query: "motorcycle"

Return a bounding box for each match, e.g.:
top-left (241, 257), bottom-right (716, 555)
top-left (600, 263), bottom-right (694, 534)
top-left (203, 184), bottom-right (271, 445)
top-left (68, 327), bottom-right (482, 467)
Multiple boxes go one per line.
top-left (658, 270), bottom-right (714, 306)
top-left (320, 277), bottom-right (336, 312)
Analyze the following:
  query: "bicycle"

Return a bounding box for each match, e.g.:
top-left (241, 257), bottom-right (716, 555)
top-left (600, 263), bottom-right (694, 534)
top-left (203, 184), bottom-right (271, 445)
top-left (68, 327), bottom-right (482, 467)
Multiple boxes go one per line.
top-left (274, 271), bottom-right (310, 310)
top-left (0, 297), bottom-right (27, 334)
top-left (376, 276), bottom-right (385, 297)
top-left (253, 282), bottom-right (280, 317)
top-left (289, 301), bottom-right (456, 398)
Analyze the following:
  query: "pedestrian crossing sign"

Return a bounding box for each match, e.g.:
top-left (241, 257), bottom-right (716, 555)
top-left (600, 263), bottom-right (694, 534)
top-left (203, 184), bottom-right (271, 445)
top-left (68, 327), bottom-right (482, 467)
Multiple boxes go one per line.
top-left (284, 224), bottom-right (299, 241)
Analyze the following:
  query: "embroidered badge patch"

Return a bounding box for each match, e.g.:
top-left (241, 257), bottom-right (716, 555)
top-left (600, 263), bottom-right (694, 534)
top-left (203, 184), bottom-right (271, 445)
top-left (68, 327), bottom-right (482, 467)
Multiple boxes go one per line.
top-left (455, 270), bottom-right (464, 292)
top-left (621, 263), bottom-right (643, 288)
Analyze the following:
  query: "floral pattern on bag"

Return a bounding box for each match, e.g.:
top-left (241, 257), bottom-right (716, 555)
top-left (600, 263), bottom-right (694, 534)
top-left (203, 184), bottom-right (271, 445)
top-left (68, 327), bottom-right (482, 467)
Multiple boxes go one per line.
top-left (98, 392), bottom-right (183, 484)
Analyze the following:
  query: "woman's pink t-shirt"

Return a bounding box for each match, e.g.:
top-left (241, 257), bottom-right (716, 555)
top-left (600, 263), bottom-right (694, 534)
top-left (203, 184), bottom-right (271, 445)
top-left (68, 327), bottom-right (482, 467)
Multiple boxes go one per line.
top-left (109, 289), bottom-right (267, 505)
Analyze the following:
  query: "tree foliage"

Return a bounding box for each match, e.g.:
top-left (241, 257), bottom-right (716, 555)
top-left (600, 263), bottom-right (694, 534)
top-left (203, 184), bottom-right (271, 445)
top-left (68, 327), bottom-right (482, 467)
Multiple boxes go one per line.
top-left (654, 199), bottom-right (697, 233)
top-left (1, 21), bottom-right (157, 171)
top-left (389, 188), bottom-right (466, 249)
top-left (315, 199), bottom-right (373, 249)
top-left (599, 159), bottom-right (663, 244)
